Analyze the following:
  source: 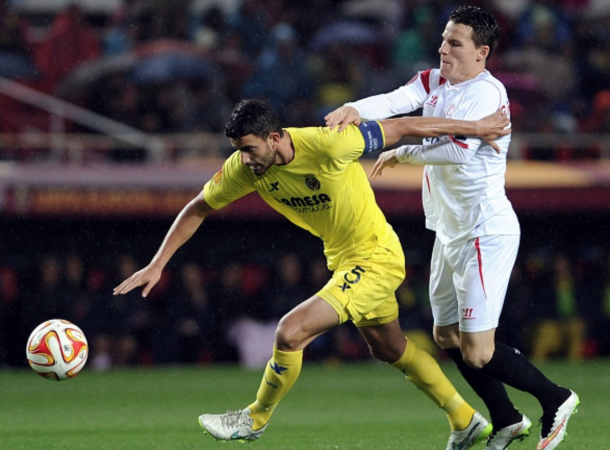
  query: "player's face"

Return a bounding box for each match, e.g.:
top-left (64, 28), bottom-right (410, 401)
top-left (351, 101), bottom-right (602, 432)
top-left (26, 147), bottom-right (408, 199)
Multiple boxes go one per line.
top-left (231, 134), bottom-right (277, 176)
top-left (438, 20), bottom-right (488, 84)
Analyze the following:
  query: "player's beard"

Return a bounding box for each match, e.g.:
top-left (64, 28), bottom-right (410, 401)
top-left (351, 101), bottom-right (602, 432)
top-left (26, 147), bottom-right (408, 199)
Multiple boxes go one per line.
top-left (249, 145), bottom-right (276, 176)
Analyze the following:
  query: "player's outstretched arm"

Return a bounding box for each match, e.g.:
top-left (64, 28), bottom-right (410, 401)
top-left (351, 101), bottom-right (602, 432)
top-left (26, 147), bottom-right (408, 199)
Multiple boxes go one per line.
top-left (324, 105), bottom-right (362, 132)
top-left (113, 195), bottom-right (213, 298)
top-left (371, 109), bottom-right (509, 178)
top-left (381, 108), bottom-right (510, 152)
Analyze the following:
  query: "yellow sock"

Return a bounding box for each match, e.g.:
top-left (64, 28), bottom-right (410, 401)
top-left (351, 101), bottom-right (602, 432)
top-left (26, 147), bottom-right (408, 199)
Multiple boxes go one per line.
top-left (446, 395), bottom-right (477, 430)
top-left (247, 346), bottom-right (303, 430)
top-left (392, 338), bottom-right (475, 430)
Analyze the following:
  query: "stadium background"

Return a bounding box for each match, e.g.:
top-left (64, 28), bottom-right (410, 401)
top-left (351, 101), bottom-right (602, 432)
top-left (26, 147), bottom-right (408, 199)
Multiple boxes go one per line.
top-left (2, 0), bottom-right (610, 372)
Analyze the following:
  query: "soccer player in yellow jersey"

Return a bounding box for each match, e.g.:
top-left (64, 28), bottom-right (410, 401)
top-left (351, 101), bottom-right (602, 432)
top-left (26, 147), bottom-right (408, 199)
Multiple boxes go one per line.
top-left (114, 99), bottom-right (509, 449)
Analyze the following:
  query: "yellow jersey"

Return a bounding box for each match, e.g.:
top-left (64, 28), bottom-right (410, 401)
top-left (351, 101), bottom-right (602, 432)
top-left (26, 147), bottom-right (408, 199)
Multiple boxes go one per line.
top-left (203, 123), bottom-right (397, 271)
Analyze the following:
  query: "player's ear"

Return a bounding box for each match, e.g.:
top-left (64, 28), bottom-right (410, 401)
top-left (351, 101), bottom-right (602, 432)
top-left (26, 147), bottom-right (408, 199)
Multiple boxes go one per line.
top-left (477, 45), bottom-right (490, 61)
top-left (268, 132), bottom-right (281, 149)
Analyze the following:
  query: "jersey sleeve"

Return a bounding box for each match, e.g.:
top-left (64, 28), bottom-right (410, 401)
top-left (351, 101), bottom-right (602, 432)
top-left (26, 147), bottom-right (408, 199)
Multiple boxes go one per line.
top-left (203, 151), bottom-right (256, 210)
top-left (346, 70), bottom-right (431, 119)
top-left (396, 141), bottom-right (472, 165)
top-left (448, 81), bottom-right (507, 151)
top-left (317, 122), bottom-right (385, 168)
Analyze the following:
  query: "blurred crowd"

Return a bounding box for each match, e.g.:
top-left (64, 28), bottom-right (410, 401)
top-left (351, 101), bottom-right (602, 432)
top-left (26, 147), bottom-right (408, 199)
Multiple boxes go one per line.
top-left (1, 0), bottom-right (610, 161)
top-left (2, 0), bottom-right (610, 370)
top-left (2, 236), bottom-right (610, 370)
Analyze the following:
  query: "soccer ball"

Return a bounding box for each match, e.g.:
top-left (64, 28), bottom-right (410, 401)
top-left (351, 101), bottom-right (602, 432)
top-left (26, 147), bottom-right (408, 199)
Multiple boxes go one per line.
top-left (26, 319), bottom-right (89, 381)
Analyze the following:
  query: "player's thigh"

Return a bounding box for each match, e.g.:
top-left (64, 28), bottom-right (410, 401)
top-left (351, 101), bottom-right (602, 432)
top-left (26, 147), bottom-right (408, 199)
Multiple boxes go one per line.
top-left (457, 235), bottom-right (519, 333)
top-left (317, 241), bottom-right (405, 326)
top-left (429, 237), bottom-right (459, 327)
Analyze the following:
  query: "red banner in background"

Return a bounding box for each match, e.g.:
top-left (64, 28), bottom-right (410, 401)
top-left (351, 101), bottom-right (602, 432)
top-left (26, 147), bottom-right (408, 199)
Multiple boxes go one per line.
top-left (1, 160), bottom-right (610, 218)
top-left (3, 186), bottom-right (278, 217)
top-left (4, 184), bottom-right (610, 218)
top-left (5, 187), bottom-right (197, 216)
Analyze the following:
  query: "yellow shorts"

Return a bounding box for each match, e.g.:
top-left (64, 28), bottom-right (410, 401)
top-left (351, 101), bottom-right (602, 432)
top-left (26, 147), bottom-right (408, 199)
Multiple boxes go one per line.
top-left (317, 236), bottom-right (405, 327)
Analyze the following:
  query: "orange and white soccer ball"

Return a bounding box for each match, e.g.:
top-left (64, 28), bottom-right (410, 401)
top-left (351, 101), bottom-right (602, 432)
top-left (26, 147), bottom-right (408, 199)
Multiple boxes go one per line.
top-left (26, 319), bottom-right (89, 381)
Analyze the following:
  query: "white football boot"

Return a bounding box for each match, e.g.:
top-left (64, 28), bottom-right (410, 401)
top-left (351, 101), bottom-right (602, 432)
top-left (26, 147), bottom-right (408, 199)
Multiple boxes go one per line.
top-left (198, 408), bottom-right (268, 442)
top-left (484, 414), bottom-right (532, 450)
top-left (536, 390), bottom-right (580, 450)
top-left (446, 411), bottom-right (493, 450)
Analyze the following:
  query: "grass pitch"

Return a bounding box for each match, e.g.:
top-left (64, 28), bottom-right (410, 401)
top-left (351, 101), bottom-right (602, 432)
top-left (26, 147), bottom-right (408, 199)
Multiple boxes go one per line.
top-left (1, 360), bottom-right (607, 450)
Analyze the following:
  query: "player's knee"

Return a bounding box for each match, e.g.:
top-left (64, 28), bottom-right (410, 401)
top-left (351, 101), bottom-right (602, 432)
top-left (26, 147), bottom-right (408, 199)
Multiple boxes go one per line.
top-left (461, 347), bottom-right (493, 369)
top-left (433, 328), bottom-right (459, 349)
top-left (274, 316), bottom-right (304, 351)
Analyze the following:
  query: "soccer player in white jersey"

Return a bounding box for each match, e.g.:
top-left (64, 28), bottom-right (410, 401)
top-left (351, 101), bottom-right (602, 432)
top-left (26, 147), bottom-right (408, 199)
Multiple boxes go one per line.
top-left (115, 99), bottom-right (510, 450)
top-left (326, 6), bottom-right (579, 450)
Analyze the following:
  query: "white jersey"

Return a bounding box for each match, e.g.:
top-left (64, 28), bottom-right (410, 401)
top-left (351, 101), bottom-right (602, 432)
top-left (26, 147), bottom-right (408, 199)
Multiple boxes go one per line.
top-left (348, 68), bottom-right (520, 247)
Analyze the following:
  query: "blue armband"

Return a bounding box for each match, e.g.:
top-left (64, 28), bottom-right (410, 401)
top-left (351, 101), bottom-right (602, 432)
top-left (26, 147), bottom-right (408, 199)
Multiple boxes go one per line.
top-left (358, 121), bottom-right (384, 154)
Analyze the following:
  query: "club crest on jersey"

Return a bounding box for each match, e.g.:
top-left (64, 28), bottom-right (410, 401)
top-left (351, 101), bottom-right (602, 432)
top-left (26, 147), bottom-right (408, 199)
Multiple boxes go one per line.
top-left (445, 104), bottom-right (456, 118)
top-left (305, 174), bottom-right (320, 191)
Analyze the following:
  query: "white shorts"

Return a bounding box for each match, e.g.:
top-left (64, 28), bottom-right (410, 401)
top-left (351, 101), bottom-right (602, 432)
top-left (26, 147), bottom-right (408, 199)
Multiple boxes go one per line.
top-left (429, 234), bottom-right (520, 333)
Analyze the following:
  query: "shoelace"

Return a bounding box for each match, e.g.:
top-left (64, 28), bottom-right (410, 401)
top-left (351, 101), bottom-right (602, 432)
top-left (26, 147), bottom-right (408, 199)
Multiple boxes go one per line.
top-left (220, 410), bottom-right (251, 427)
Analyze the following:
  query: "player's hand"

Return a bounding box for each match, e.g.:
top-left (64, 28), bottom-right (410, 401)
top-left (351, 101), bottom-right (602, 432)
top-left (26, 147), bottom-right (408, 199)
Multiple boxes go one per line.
top-left (370, 149), bottom-right (399, 178)
top-left (477, 108), bottom-right (511, 154)
top-left (113, 264), bottom-right (162, 298)
top-left (324, 105), bottom-right (361, 132)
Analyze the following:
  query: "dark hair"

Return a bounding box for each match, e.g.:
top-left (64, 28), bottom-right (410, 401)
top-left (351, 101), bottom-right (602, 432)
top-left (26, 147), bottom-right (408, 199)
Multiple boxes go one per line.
top-left (449, 6), bottom-right (499, 59)
top-left (224, 99), bottom-right (283, 139)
